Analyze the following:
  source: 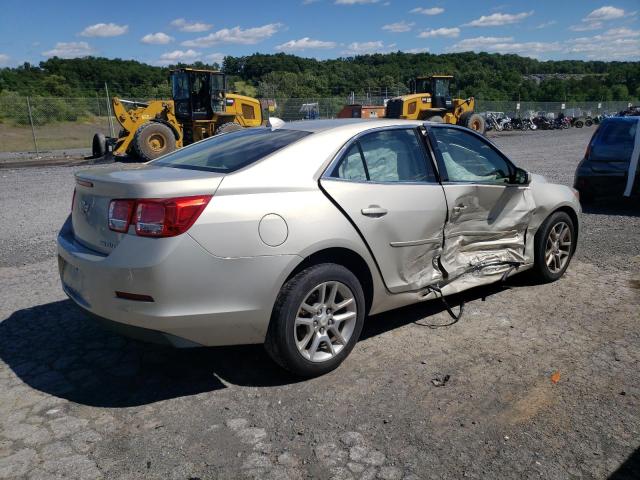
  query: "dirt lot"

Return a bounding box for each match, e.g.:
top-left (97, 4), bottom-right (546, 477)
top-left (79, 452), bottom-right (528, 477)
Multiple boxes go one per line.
top-left (0, 127), bottom-right (638, 479)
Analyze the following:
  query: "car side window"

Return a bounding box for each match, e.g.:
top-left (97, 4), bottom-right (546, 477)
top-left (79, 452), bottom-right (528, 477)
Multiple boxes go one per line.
top-left (332, 129), bottom-right (436, 183)
top-left (338, 143), bottom-right (368, 180)
top-left (430, 127), bottom-right (512, 184)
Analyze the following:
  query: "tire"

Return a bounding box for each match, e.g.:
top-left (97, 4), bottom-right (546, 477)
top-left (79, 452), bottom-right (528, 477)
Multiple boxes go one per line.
top-left (92, 133), bottom-right (106, 158)
top-left (133, 122), bottom-right (176, 161)
top-left (460, 112), bottom-right (486, 134)
top-left (531, 211), bottom-right (576, 283)
top-left (425, 115), bottom-right (444, 124)
top-left (216, 122), bottom-right (243, 135)
top-left (265, 263), bottom-right (366, 377)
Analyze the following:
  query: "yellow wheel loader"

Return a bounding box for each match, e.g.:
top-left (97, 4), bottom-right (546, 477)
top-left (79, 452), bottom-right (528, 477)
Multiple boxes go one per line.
top-left (92, 68), bottom-right (263, 161)
top-left (385, 75), bottom-right (486, 134)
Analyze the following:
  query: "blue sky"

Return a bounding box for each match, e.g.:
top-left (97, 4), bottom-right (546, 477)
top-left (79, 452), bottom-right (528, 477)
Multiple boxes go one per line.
top-left (0, 0), bottom-right (638, 67)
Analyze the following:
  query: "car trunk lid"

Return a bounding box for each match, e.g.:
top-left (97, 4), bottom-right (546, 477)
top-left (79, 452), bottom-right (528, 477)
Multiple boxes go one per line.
top-left (72, 164), bottom-right (224, 254)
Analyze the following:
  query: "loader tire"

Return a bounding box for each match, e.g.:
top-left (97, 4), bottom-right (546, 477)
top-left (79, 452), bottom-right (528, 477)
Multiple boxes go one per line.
top-left (92, 133), bottom-right (106, 158)
top-left (133, 122), bottom-right (176, 161)
top-left (216, 122), bottom-right (243, 135)
top-left (460, 112), bottom-right (486, 134)
top-left (425, 115), bottom-right (444, 123)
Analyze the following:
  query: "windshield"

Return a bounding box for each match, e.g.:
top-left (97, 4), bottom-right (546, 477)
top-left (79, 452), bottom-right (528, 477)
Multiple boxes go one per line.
top-left (433, 78), bottom-right (450, 97)
top-left (591, 120), bottom-right (637, 164)
top-left (153, 128), bottom-right (311, 173)
top-left (171, 72), bottom-right (190, 101)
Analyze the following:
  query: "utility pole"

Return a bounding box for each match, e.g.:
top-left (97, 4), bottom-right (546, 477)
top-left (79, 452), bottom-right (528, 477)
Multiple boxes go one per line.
top-left (104, 82), bottom-right (115, 137)
top-left (26, 97), bottom-right (39, 157)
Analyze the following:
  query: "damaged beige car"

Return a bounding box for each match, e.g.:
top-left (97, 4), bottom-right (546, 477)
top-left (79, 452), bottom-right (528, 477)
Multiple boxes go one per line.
top-left (59, 119), bottom-right (581, 377)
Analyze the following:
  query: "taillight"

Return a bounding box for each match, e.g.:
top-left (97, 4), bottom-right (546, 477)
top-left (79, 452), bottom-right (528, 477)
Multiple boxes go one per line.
top-left (135, 195), bottom-right (211, 237)
top-left (108, 199), bottom-right (135, 233)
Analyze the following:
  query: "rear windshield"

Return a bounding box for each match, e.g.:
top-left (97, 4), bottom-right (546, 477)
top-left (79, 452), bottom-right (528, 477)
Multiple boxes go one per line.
top-left (590, 120), bottom-right (637, 163)
top-left (153, 128), bottom-right (311, 173)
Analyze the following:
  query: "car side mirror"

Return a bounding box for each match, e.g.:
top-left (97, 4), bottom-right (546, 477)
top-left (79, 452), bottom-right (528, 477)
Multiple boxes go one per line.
top-left (512, 167), bottom-right (530, 185)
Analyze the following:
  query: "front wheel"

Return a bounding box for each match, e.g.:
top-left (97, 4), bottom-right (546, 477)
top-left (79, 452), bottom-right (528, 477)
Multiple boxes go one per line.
top-left (532, 211), bottom-right (576, 283)
top-left (265, 264), bottom-right (365, 377)
top-left (133, 122), bottom-right (176, 161)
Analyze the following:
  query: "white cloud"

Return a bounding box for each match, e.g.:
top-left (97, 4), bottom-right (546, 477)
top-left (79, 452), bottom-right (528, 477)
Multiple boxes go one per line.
top-left (0, 54), bottom-right (9, 65)
top-left (536, 20), bottom-right (557, 29)
top-left (403, 47), bottom-right (430, 53)
top-left (79, 23), bottom-right (128, 37)
top-left (170, 18), bottom-right (212, 33)
top-left (569, 22), bottom-right (603, 32)
top-left (418, 27), bottom-right (460, 38)
top-left (157, 49), bottom-right (200, 65)
top-left (205, 52), bottom-right (226, 64)
top-left (448, 36), bottom-right (514, 51)
top-left (410, 7), bottom-right (444, 15)
top-left (141, 32), bottom-right (174, 45)
top-left (584, 6), bottom-right (626, 21)
top-left (382, 21), bottom-right (414, 32)
top-left (181, 23), bottom-right (283, 47)
top-left (335, 0), bottom-right (379, 4)
top-left (275, 37), bottom-right (337, 51)
top-left (342, 41), bottom-right (385, 55)
top-left (464, 11), bottom-right (533, 27)
top-left (604, 27), bottom-right (640, 38)
top-left (42, 41), bottom-right (96, 58)
top-left (569, 33), bottom-right (640, 60)
top-left (571, 6), bottom-right (633, 32)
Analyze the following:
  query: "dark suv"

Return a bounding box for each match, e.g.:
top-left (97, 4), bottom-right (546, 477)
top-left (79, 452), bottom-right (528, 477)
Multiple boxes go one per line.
top-left (574, 117), bottom-right (639, 202)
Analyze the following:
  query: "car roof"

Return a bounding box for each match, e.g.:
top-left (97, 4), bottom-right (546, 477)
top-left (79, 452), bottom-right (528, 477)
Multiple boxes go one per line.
top-left (603, 116), bottom-right (640, 123)
top-left (279, 118), bottom-right (424, 134)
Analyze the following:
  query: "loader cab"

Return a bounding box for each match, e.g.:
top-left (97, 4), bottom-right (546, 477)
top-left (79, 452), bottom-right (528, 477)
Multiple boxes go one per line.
top-left (171, 68), bottom-right (227, 121)
top-left (414, 75), bottom-right (453, 110)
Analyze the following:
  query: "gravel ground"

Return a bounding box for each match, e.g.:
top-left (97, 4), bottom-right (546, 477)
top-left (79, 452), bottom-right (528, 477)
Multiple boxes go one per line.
top-left (0, 127), bottom-right (638, 479)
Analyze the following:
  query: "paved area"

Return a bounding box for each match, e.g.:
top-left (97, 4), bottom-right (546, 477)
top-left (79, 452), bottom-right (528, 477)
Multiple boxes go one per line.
top-left (1, 127), bottom-right (639, 479)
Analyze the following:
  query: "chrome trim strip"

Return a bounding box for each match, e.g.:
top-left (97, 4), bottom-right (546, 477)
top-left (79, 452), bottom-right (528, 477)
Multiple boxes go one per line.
top-left (390, 238), bottom-right (442, 247)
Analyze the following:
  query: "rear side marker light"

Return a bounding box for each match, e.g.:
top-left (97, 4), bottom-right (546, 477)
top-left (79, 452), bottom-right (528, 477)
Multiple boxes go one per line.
top-left (108, 200), bottom-right (135, 233)
top-left (115, 291), bottom-right (154, 302)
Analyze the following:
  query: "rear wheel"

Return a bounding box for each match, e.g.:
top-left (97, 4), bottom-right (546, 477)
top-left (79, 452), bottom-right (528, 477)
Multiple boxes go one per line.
top-left (133, 122), bottom-right (176, 161)
top-left (265, 264), bottom-right (365, 377)
top-left (92, 133), bottom-right (106, 158)
top-left (532, 211), bottom-right (575, 283)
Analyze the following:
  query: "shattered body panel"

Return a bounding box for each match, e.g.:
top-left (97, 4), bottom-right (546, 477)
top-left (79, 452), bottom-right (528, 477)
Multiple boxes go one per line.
top-left (440, 184), bottom-right (535, 278)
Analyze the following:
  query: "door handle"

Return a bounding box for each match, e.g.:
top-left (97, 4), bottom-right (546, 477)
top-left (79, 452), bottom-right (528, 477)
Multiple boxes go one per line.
top-left (361, 205), bottom-right (388, 218)
top-left (452, 205), bottom-right (467, 213)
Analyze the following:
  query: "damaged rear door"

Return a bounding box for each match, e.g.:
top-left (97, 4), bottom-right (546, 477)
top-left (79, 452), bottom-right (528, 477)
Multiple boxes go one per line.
top-left (426, 126), bottom-right (535, 279)
top-left (320, 127), bottom-right (447, 293)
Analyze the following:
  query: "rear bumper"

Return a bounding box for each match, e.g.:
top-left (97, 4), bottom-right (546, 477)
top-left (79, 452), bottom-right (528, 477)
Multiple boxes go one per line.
top-left (57, 216), bottom-right (300, 347)
top-left (574, 173), bottom-right (638, 197)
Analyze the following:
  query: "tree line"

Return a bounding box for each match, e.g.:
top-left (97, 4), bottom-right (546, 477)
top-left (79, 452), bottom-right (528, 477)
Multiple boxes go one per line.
top-left (1, 52), bottom-right (639, 101)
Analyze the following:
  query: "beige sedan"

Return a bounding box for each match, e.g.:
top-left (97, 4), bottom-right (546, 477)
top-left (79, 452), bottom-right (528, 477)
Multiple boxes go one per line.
top-left (58, 119), bottom-right (580, 376)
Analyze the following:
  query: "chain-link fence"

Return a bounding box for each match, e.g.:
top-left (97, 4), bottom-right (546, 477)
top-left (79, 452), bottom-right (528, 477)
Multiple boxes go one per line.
top-left (0, 96), bottom-right (113, 156)
top-left (474, 100), bottom-right (633, 119)
top-left (0, 96), bottom-right (635, 159)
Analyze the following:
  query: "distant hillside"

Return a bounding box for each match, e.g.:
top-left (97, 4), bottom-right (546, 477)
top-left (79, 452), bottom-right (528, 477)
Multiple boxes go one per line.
top-left (1, 52), bottom-right (638, 101)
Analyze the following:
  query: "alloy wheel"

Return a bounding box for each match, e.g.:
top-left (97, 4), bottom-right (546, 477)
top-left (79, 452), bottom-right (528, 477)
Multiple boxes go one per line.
top-left (294, 281), bottom-right (357, 363)
top-left (545, 221), bottom-right (572, 273)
